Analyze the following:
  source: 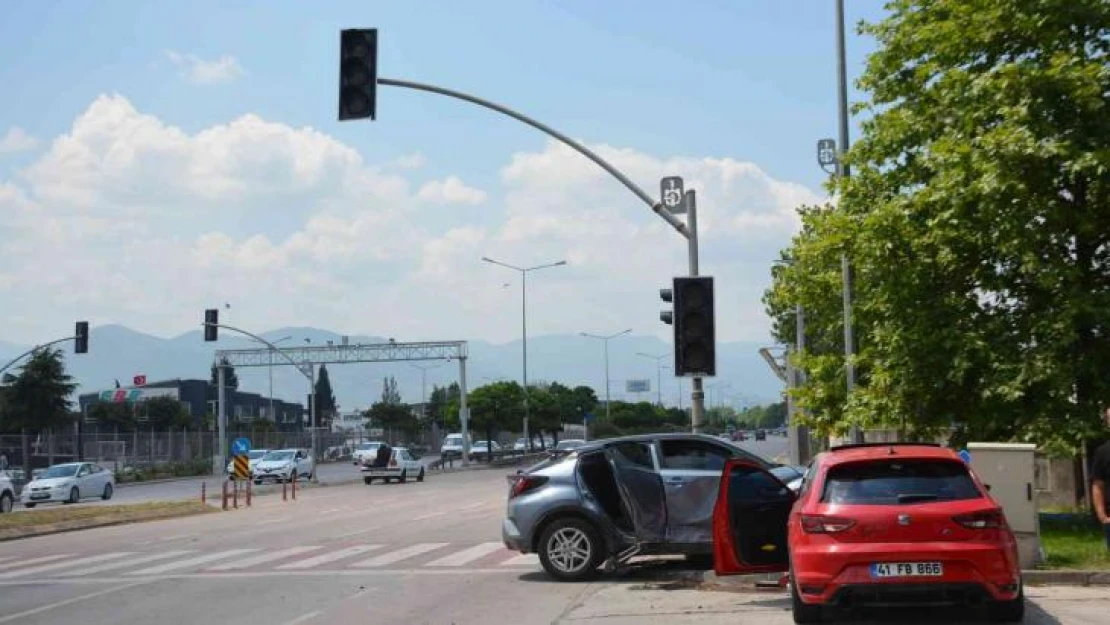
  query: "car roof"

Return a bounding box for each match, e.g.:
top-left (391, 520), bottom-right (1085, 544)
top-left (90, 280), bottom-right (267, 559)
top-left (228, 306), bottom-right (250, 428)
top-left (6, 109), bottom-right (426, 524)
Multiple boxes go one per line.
top-left (570, 432), bottom-right (752, 453)
top-left (818, 443), bottom-right (960, 468)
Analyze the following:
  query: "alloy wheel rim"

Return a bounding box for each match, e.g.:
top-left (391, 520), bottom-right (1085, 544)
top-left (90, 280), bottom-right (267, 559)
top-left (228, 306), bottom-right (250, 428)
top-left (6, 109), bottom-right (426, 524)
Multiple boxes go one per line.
top-left (547, 527), bottom-right (591, 574)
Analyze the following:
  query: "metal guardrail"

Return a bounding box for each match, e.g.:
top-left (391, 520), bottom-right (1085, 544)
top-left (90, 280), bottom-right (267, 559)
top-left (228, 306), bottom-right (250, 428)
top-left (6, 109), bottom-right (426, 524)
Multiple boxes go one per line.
top-left (427, 449), bottom-right (550, 471)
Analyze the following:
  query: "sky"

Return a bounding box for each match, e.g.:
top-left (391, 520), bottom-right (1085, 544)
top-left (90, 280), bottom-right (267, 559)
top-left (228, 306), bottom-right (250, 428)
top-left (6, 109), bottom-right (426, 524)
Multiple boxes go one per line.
top-left (0, 0), bottom-right (888, 347)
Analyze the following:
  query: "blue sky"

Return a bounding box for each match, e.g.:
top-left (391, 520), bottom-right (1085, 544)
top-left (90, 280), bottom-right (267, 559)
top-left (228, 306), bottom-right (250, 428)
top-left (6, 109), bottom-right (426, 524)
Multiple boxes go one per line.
top-left (0, 0), bottom-right (890, 348)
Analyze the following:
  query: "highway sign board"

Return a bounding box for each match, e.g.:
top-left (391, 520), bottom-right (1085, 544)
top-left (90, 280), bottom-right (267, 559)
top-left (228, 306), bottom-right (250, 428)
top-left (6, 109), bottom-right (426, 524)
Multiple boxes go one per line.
top-left (231, 438), bottom-right (251, 456)
top-left (660, 176), bottom-right (686, 214)
top-left (625, 379), bottom-right (651, 394)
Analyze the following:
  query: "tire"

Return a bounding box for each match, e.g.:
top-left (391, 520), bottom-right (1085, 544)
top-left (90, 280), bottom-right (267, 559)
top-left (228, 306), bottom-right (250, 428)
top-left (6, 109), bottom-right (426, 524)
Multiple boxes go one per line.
top-left (254, 480), bottom-right (262, 486)
top-left (0, 492), bottom-right (12, 514)
top-left (987, 585), bottom-right (1025, 623)
top-left (67, 487), bottom-right (80, 504)
top-left (417, 468), bottom-right (425, 483)
top-left (791, 577), bottom-right (824, 624)
top-left (399, 470), bottom-right (407, 484)
top-left (24, 503), bottom-right (36, 509)
top-left (537, 517), bottom-right (604, 582)
top-left (364, 477), bottom-right (373, 485)
top-left (102, 483), bottom-right (113, 501)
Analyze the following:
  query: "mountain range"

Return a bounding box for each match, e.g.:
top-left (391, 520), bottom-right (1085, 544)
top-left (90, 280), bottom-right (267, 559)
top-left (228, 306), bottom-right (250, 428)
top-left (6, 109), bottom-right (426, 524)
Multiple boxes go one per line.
top-left (0, 325), bottom-right (786, 412)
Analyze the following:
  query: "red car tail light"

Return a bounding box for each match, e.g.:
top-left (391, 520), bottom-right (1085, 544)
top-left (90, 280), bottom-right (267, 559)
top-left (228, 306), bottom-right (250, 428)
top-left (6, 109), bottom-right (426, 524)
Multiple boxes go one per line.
top-left (953, 510), bottom-right (1006, 529)
top-left (508, 475), bottom-right (548, 499)
top-left (801, 514), bottom-right (856, 534)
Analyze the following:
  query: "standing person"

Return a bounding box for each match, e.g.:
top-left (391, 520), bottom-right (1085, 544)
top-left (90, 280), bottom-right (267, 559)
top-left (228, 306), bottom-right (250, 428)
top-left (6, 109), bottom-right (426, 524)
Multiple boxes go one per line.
top-left (1091, 408), bottom-right (1110, 550)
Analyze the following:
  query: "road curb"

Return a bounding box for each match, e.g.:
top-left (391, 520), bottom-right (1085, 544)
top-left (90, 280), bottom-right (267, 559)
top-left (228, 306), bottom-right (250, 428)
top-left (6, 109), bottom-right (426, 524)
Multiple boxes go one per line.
top-left (1024, 570), bottom-right (1110, 586)
top-left (0, 506), bottom-right (213, 542)
top-left (694, 569), bottom-right (1110, 591)
top-left (115, 475), bottom-right (212, 488)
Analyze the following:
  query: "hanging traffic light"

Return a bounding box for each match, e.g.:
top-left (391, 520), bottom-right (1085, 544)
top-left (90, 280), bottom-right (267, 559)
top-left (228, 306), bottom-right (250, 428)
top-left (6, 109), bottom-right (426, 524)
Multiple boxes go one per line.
top-left (204, 309), bottom-right (218, 342)
top-left (338, 28), bottom-right (378, 121)
top-left (673, 276), bottom-right (716, 377)
top-left (74, 321), bottom-right (89, 354)
top-left (659, 287), bottom-right (673, 325)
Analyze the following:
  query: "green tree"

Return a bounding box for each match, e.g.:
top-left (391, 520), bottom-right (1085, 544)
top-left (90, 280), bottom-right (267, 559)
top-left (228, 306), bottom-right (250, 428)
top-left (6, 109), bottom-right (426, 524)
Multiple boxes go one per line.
top-left (88, 401), bottom-right (136, 432)
top-left (426, 383), bottom-right (460, 427)
top-left (766, 0), bottom-right (1110, 452)
top-left (365, 402), bottom-right (417, 441)
top-left (210, 357), bottom-right (240, 390)
top-left (468, 382), bottom-right (523, 461)
top-left (313, 364), bottom-right (337, 429)
top-left (0, 348), bottom-right (77, 477)
top-left (381, 376), bottom-right (402, 404)
top-left (142, 396), bottom-right (193, 429)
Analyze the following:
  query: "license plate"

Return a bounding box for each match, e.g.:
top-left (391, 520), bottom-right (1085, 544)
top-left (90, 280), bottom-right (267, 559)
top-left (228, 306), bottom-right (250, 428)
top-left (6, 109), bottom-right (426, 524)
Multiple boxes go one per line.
top-left (30, 493), bottom-right (50, 500)
top-left (870, 562), bottom-right (943, 578)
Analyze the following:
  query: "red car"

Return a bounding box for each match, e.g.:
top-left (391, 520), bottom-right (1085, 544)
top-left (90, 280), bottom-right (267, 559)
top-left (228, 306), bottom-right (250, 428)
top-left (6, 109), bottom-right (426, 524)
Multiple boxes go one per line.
top-left (712, 443), bottom-right (1024, 623)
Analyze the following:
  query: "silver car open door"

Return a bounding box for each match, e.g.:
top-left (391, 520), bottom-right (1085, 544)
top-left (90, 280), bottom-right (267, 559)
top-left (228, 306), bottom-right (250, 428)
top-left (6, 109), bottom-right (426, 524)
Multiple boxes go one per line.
top-left (603, 447), bottom-right (667, 545)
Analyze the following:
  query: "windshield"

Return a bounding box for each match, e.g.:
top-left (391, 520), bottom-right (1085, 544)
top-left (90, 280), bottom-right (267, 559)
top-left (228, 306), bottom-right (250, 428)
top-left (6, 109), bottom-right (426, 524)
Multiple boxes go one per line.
top-left (822, 459), bottom-right (982, 505)
top-left (263, 451), bottom-right (295, 462)
top-left (357, 443), bottom-right (381, 451)
top-left (41, 464), bottom-right (80, 479)
top-left (248, 451), bottom-right (267, 460)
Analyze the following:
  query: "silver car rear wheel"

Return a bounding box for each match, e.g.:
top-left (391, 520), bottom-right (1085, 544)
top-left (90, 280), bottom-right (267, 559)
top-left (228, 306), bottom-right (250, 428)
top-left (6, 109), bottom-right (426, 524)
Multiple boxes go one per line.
top-left (537, 518), bottom-right (602, 581)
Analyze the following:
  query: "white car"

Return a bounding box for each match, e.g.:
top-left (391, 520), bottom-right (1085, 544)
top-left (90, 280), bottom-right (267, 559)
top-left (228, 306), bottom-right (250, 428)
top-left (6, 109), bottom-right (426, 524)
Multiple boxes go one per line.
top-left (252, 449), bottom-right (315, 485)
top-left (361, 447), bottom-right (424, 484)
top-left (468, 440), bottom-right (502, 461)
top-left (21, 462), bottom-right (115, 507)
top-left (226, 449), bottom-right (270, 478)
top-left (0, 471), bottom-right (14, 513)
top-left (352, 441), bottom-right (386, 466)
top-left (440, 433), bottom-right (466, 458)
top-left (512, 438), bottom-right (529, 452)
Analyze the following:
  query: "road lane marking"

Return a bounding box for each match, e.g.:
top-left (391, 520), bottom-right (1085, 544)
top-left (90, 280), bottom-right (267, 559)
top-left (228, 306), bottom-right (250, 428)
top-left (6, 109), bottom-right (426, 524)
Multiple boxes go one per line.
top-left (319, 508), bottom-right (343, 515)
top-left (456, 502), bottom-right (488, 512)
top-left (500, 553), bottom-right (540, 567)
top-left (0, 580), bottom-right (151, 624)
top-left (0, 552), bottom-right (134, 579)
top-left (331, 525), bottom-right (382, 540)
top-left (351, 543), bottom-right (449, 567)
top-left (280, 609), bottom-right (322, 625)
top-left (277, 545), bottom-right (382, 570)
top-left (127, 549), bottom-right (258, 575)
top-left (0, 554), bottom-right (71, 572)
top-left (0, 557), bottom-right (14, 566)
top-left (255, 516), bottom-right (291, 526)
top-left (136, 533), bottom-right (197, 545)
top-left (413, 511), bottom-right (446, 521)
top-left (58, 551), bottom-right (196, 577)
top-left (208, 546), bottom-right (322, 571)
top-left (425, 542), bottom-right (504, 567)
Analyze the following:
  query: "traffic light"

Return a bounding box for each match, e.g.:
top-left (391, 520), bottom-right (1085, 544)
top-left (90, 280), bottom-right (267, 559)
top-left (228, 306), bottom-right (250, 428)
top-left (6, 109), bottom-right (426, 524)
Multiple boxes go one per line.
top-left (338, 28), bottom-right (378, 121)
top-left (659, 287), bottom-right (673, 325)
top-left (204, 309), bottom-right (218, 342)
top-left (673, 276), bottom-right (716, 377)
top-left (74, 321), bottom-right (89, 354)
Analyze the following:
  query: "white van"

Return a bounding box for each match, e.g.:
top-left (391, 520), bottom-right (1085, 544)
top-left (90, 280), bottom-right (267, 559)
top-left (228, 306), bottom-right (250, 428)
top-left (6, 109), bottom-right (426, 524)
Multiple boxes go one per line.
top-left (440, 433), bottom-right (466, 459)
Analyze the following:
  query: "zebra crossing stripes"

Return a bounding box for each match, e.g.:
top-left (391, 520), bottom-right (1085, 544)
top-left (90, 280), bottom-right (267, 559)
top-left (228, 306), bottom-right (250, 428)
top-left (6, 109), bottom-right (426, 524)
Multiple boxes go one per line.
top-left (58, 551), bottom-right (196, 577)
top-left (0, 554), bottom-right (71, 572)
top-left (127, 549), bottom-right (259, 575)
top-left (208, 547), bottom-right (322, 571)
top-left (0, 553), bottom-right (134, 579)
top-left (276, 544), bottom-right (382, 570)
top-left (500, 553), bottom-right (540, 567)
top-left (425, 542), bottom-right (504, 567)
top-left (351, 543), bottom-right (449, 567)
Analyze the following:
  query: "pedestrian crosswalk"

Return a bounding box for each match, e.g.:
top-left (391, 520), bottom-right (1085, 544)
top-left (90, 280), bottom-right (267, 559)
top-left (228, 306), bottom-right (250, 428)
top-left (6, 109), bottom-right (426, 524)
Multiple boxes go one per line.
top-left (0, 542), bottom-right (542, 580)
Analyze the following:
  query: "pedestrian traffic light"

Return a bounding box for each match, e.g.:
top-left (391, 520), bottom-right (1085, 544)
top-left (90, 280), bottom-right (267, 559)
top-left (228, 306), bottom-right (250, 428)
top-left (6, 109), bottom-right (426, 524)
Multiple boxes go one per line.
top-left (673, 276), bottom-right (716, 377)
top-left (74, 321), bottom-right (89, 354)
top-left (659, 287), bottom-right (673, 325)
top-left (338, 28), bottom-right (378, 121)
top-left (204, 309), bottom-right (218, 342)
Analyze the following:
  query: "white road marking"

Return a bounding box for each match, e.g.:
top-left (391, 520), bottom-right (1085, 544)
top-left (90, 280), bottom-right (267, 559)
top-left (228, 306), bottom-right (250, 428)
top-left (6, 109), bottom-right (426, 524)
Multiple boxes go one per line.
top-left (280, 609), bottom-right (322, 625)
top-left (413, 511), bottom-right (446, 521)
top-left (456, 502), bottom-right (488, 512)
top-left (0, 580), bottom-right (151, 624)
top-left (59, 551), bottom-right (196, 577)
top-left (137, 533), bottom-right (196, 545)
top-left (0, 557), bottom-right (14, 566)
top-left (127, 549), bottom-right (258, 575)
top-left (277, 545), bottom-right (382, 570)
top-left (425, 542), bottom-right (504, 567)
top-left (0, 554), bottom-right (71, 572)
top-left (331, 525), bottom-right (382, 540)
top-left (319, 508), bottom-right (343, 515)
top-left (500, 553), bottom-right (540, 567)
top-left (351, 543), bottom-right (449, 567)
top-left (255, 516), bottom-right (291, 526)
top-left (208, 546), bottom-right (322, 571)
top-left (0, 552), bottom-right (134, 579)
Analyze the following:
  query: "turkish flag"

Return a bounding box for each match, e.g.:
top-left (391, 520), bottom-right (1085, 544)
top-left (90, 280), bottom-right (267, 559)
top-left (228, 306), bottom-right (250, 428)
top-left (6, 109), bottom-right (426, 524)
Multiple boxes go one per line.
top-left (133, 375), bottom-right (147, 386)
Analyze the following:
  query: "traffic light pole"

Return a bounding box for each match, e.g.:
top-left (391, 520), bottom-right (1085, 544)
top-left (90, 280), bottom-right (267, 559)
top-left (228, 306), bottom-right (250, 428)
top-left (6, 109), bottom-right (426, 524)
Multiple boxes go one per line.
top-left (684, 191), bottom-right (706, 434)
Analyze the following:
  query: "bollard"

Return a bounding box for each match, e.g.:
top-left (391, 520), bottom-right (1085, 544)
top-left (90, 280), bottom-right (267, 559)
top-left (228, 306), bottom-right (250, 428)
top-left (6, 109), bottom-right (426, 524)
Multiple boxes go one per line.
top-left (246, 479), bottom-right (252, 507)
top-left (282, 478), bottom-right (288, 501)
top-left (291, 475), bottom-right (297, 500)
top-left (233, 480), bottom-right (239, 509)
top-left (201, 481), bottom-right (206, 505)
top-left (221, 479), bottom-right (229, 511)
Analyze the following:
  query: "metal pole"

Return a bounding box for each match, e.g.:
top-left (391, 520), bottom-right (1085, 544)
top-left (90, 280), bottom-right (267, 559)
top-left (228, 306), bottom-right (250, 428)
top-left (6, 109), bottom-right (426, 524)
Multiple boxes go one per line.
top-left (656, 360), bottom-right (663, 407)
top-left (458, 357), bottom-right (470, 466)
top-left (686, 190), bottom-right (705, 434)
top-left (217, 364), bottom-right (227, 477)
top-left (308, 364), bottom-right (317, 479)
top-left (268, 350), bottom-right (274, 421)
top-left (790, 303), bottom-right (812, 464)
top-left (603, 339), bottom-right (611, 421)
top-left (835, 0), bottom-right (860, 445)
top-left (0, 336), bottom-right (79, 376)
top-left (521, 268), bottom-right (530, 450)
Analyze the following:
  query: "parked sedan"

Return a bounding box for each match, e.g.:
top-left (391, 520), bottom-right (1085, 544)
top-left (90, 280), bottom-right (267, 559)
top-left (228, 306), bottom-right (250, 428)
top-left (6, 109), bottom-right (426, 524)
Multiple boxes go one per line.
top-left (20, 462), bottom-right (115, 507)
top-left (712, 443), bottom-right (1023, 623)
top-left (468, 441), bottom-right (502, 462)
top-left (226, 449), bottom-right (270, 478)
top-left (0, 471), bottom-right (14, 513)
top-left (502, 433), bottom-right (772, 581)
top-left (252, 449), bottom-right (315, 484)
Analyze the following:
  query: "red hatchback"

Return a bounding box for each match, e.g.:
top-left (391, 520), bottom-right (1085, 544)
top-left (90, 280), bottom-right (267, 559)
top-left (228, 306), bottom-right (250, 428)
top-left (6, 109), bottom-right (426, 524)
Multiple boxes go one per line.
top-left (712, 443), bottom-right (1024, 623)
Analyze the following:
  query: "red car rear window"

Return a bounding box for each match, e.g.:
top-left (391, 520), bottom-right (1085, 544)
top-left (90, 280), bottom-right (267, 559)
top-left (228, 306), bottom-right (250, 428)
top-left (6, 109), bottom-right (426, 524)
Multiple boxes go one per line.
top-left (821, 459), bottom-right (982, 505)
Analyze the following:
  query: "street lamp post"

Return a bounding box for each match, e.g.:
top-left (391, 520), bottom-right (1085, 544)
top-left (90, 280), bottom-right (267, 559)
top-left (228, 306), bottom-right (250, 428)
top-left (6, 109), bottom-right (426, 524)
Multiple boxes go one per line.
top-left (251, 335), bottom-right (292, 423)
top-left (411, 363), bottom-right (443, 422)
top-left (482, 256), bottom-right (567, 450)
top-left (636, 352), bottom-right (670, 407)
top-left (581, 329), bottom-right (632, 421)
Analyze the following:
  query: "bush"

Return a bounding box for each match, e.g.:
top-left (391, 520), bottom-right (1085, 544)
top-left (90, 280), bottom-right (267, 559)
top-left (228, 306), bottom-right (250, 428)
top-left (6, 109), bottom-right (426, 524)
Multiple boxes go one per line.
top-left (116, 458), bottom-right (211, 483)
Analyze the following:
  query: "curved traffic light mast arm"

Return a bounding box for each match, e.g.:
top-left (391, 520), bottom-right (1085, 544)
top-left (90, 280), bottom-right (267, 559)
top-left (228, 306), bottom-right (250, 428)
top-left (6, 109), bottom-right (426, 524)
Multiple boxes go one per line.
top-left (202, 322), bottom-right (311, 381)
top-left (377, 78), bottom-right (691, 239)
top-left (0, 336), bottom-right (78, 376)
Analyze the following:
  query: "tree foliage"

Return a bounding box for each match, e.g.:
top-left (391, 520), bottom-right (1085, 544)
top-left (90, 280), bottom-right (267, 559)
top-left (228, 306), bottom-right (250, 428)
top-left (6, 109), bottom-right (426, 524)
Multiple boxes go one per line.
top-left (210, 357), bottom-right (240, 390)
top-left (313, 364), bottom-right (337, 428)
top-left (365, 376), bottom-right (416, 439)
top-left (141, 396), bottom-right (193, 429)
top-left (765, 0), bottom-right (1110, 452)
top-left (381, 376), bottom-right (402, 405)
top-left (0, 348), bottom-right (76, 433)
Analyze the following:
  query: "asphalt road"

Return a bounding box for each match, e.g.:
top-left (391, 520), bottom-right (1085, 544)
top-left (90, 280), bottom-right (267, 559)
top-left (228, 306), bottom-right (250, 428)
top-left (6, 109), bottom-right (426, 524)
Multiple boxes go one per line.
top-left (0, 462), bottom-right (1104, 625)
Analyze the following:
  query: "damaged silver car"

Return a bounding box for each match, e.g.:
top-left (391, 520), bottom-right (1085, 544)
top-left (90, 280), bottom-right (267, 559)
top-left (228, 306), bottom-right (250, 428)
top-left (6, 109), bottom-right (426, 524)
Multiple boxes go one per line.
top-left (501, 433), bottom-right (776, 581)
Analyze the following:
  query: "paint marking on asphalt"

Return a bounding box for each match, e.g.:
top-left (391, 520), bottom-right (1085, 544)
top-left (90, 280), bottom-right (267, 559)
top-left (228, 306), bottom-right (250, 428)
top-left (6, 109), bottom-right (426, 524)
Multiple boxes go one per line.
top-left (0, 552), bottom-right (135, 579)
top-left (208, 546), bottom-right (322, 571)
top-left (58, 551), bottom-right (196, 577)
top-left (331, 525), bottom-right (382, 540)
top-left (0, 568), bottom-right (540, 584)
top-left (351, 543), bottom-right (449, 567)
top-left (413, 511), bottom-right (446, 521)
top-left (500, 553), bottom-right (540, 567)
top-left (127, 549), bottom-right (258, 575)
top-left (0, 580), bottom-right (151, 624)
top-left (456, 502), bottom-right (488, 512)
top-left (277, 545), bottom-right (382, 570)
top-left (0, 554), bottom-right (71, 572)
top-left (425, 542), bottom-right (504, 567)
top-left (137, 533), bottom-right (196, 545)
top-left (280, 609), bottom-right (322, 625)
top-left (0, 557), bottom-right (14, 566)
top-left (255, 516), bottom-right (291, 526)
top-left (319, 508), bottom-right (343, 515)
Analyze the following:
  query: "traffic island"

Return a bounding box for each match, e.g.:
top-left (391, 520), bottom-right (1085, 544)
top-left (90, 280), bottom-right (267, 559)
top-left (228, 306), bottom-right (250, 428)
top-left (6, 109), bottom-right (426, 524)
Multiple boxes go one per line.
top-left (0, 501), bottom-right (213, 541)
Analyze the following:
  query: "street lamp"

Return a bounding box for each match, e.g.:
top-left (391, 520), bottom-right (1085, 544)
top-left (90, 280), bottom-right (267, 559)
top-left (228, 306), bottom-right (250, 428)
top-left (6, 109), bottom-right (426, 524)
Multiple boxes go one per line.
top-left (636, 352), bottom-right (671, 407)
top-left (581, 329), bottom-right (632, 421)
top-left (481, 256), bottom-right (567, 450)
top-left (410, 363), bottom-right (443, 422)
top-left (250, 335), bottom-right (292, 423)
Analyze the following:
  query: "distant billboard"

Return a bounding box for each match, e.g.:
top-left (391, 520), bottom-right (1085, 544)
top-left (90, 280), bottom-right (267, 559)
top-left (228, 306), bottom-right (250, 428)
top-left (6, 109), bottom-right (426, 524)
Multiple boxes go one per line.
top-left (97, 387), bottom-right (179, 403)
top-left (625, 379), bottom-right (651, 394)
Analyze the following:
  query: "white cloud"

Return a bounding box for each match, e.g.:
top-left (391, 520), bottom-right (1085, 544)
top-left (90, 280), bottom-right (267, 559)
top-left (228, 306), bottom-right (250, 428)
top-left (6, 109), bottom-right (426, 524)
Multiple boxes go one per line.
top-left (416, 176), bottom-right (488, 205)
top-left (0, 127), bottom-right (40, 153)
top-left (393, 153), bottom-right (426, 169)
top-left (164, 50), bottom-right (245, 85)
top-left (0, 95), bottom-right (823, 346)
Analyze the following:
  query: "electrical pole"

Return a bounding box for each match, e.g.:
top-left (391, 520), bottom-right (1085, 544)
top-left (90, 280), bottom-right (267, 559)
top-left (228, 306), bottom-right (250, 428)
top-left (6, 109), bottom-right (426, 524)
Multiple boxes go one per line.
top-left (582, 330), bottom-right (631, 422)
top-left (636, 352), bottom-right (670, 407)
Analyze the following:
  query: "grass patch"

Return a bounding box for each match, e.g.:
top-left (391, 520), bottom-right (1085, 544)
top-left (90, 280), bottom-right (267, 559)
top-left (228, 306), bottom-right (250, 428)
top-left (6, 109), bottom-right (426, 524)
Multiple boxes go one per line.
top-left (0, 501), bottom-right (212, 541)
top-left (1038, 514), bottom-right (1110, 570)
